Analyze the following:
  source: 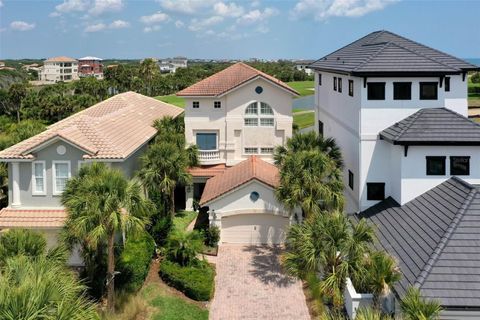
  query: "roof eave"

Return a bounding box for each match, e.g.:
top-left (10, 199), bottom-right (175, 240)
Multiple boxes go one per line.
top-left (387, 140), bottom-right (480, 146)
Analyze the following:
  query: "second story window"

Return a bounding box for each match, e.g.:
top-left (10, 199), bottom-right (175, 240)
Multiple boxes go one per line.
top-left (318, 73), bottom-right (322, 86)
top-left (333, 77), bottom-right (337, 91)
top-left (193, 101), bottom-right (200, 108)
top-left (367, 82), bottom-right (385, 100)
top-left (450, 156), bottom-right (470, 175)
top-left (196, 133), bottom-right (217, 150)
top-left (214, 101), bottom-right (221, 109)
top-left (338, 78), bottom-right (342, 93)
top-left (394, 82), bottom-right (412, 100)
top-left (244, 147), bottom-right (258, 154)
top-left (53, 161), bottom-right (71, 195)
top-left (244, 118), bottom-right (258, 126)
top-left (260, 147), bottom-right (274, 154)
top-left (426, 156), bottom-right (446, 175)
top-left (445, 77), bottom-right (450, 92)
top-left (244, 102), bottom-right (274, 127)
top-left (245, 102), bottom-right (258, 114)
top-left (348, 80), bottom-right (354, 97)
top-left (420, 82), bottom-right (438, 100)
top-left (32, 161), bottom-right (46, 195)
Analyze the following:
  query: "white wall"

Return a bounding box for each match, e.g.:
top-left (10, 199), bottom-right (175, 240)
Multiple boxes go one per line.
top-left (40, 61), bottom-right (79, 82)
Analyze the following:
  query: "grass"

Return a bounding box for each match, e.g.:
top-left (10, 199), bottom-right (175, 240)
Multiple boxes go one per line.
top-left (293, 111), bottom-right (315, 129)
top-left (287, 81), bottom-right (315, 97)
top-left (155, 94), bottom-right (186, 108)
top-left (173, 211), bottom-right (197, 232)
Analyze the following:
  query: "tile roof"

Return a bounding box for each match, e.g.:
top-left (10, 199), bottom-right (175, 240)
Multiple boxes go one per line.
top-left (379, 108), bottom-right (480, 145)
top-left (310, 30), bottom-right (479, 75)
top-left (354, 177), bottom-right (480, 308)
top-left (0, 208), bottom-right (67, 228)
top-left (45, 56), bottom-right (78, 62)
top-left (200, 156), bottom-right (279, 205)
top-left (176, 62), bottom-right (299, 97)
top-left (0, 92), bottom-right (184, 160)
top-left (188, 164), bottom-right (227, 177)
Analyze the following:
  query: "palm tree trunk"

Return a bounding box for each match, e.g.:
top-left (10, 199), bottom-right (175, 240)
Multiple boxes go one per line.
top-left (170, 189), bottom-right (175, 217)
top-left (107, 232), bottom-right (115, 312)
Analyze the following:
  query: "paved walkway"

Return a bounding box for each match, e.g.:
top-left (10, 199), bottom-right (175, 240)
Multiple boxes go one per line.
top-left (209, 245), bottom-right (310, 320)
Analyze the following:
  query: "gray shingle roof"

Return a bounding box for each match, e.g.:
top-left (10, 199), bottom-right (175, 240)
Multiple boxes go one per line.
top-left (310, 30), bottom-right (479, 75)
top-left (379, 108), bottom-right (480, 145)
top-left (354, 177), bottom-right (480, 308)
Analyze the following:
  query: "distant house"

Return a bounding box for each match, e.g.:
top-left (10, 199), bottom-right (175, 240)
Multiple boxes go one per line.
top-left (78, 56), bottom-right (104, 80)
top-left (39, 56), bottom-right (79, 83)
top-left (0, 61), bottom-right (5, 68)
top-left (158, 56), bottom-right (187, 73)
top-left (22, 63), bottom-right (42, 72)
top-left (294, 60), bottom-right (315, 75)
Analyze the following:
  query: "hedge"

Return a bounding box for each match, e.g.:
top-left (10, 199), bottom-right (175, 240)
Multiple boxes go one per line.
top-left (117, 231), bottom-right (155, 292)
top-left (159, 260), bottom-right (215, 301)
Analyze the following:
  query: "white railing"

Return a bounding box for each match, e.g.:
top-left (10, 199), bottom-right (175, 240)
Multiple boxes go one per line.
top-left (199, 150), bottom-right (220, 162)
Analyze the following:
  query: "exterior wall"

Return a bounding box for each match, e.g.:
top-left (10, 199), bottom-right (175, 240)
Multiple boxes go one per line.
top-left (78, 59), bottom-right (104, 79)
top-left (39, 61), bottom-right (79, 83)
top-left (111, 143), bottom-right (147, 178)
top-left (43, 228), bottom-right (83, 266)
top-left (184, 77), bottom-right (293, 166)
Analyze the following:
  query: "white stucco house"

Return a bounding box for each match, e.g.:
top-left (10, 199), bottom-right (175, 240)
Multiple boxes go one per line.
top-left (39, 56), bottom-right (79, 83)
top-left (177, 62), bottom-right (300, 244)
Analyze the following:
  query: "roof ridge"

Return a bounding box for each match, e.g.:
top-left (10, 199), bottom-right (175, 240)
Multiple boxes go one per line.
top-left (414, 180), bottom-right (477, 289)
top-left (392, 109), bottom-right (423, 140)
top-left (352, 41), bottom-right (393, 72)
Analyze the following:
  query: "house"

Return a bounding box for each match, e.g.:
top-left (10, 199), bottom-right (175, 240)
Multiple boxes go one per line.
top-left (294, 60), bottom-right (315, 75)
top-left (78, 56), bottom-right (104, 79)
top-left (158, 56), bottom-right (187, 73)
top-left (312, 30), bottom-right (480, 318)
top-left (39, 56), bottom-right (79, 83)
top-left (0, 92), bottom-right (183, 265)
top-left (178, 62), bottom-right (300, 244)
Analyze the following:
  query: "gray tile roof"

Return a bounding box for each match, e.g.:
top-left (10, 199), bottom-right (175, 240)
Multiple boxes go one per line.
top-left (310, 30), bottom-right (479, 75)
top-left (354, 177), bottom-right (480, 308)
top-left (379, 108), bottom-right (480, 145)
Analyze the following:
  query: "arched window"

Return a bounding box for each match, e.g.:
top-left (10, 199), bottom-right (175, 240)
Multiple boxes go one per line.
top-left (244, 102), bottom-right (274, 127)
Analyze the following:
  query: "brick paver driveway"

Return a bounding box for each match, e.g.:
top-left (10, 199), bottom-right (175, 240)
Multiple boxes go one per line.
top-left (209, 245), bottom-right (310, 320)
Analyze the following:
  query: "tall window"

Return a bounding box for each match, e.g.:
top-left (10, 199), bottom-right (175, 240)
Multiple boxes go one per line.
top-left (426, 156), bottom-right (446, 175)
top-left (420, 82), bottom-right (438, 100)
top-left (445, 77), bottom-right (450, 92)
top-left (196, 133), bottom-right (217, 150)
top-left (260, 102), bottom-right (273, 115)
top-left (32, 161), bottom-right (46, 195)
top-left (333, 77), bottom-right (337, 91)
top-left (318, 120), bottom-right (324, 136)
top-left (53, 161), bottom-right (70, 195)
top-left (348, 80), bottom-right (354, 97)
top-left (318, 73), bottom-right (322, 86)
top-left (367, 83), bottom-right (385, 100)
top-left (394, 82), bottom-right (412, 100)
top-left (244, 102), bottom-right (274, 127)
top-left (348, 170), bottom-right (354, 190)
top-left (338, 78), bottom-right (342, 93)
top-left (450, 156), bottom-right (470, 175)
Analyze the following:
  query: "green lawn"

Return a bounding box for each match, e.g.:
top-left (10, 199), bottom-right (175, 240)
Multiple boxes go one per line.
top-left (173, 211), bottom-right (197, 232)
top-left (293, 111), bottom-right (315, 129)
top-left (155, 95), bottom-right (186, 108)
top-left (286, 81), bottom-right (314, 97)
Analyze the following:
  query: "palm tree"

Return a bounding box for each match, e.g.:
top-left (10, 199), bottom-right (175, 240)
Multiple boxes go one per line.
top-left (401, 287), bottom-right (442, 320)
top-left (7, 82), bottom-right (28, 123)
top-left (0, 255), bottom-right (99, 320)
top-left (165, 230), bottom-right (204, 266)
top-left (139, 58), bottom-right (159, 96)
top-left (62, 162), bottom-right (152, 312)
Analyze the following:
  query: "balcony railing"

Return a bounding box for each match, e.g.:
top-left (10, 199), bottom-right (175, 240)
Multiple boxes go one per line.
top-left (198, 150), bottom-right (220, 164)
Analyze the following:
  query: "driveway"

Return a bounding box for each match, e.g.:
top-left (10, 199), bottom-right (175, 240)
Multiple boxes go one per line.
top-left (209, 245), bottom-right (310, 320)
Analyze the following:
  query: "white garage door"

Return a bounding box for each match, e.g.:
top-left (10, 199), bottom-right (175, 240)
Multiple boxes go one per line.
top-left (221, 214), bottom-right (289, 244)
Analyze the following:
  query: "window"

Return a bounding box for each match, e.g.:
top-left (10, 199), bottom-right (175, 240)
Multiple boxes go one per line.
top-left (445, 77), bottom-right (450, 92)
top-left (196, 133), bottom-right (217, 150)
top-left (426, 156), bottom-right (446, 175)
top-left (450, 156), bottom-right (470, 175)
top-left (260, 102), bottom-right (273, 115)
top-left (394, 82), bottom-right (412, 100)
top-left (53, 161), bottom-right (71, 195)
top-left (244, 118), bottom-right (258, 126)
top-left (338, 78), bottom-right (342, 93)
top-left (420, 82), bottom-right (438, 100)
top-left (333, 77), bottom-right (337, 91)
top-left (367, 183), bottom-right (385, 201)
top-left (260, 118), bottom-right (274, 127)
top-left (244, 147), bottom-right (258, 154)
top-left (367, 82), bottom-right (385, 100)
top-left (32, 161), bottom-right (46, 195)
top-left (348, 170), bottom-right (354, 190)
top-left (348, 80), bottom-right (354, 97)
top-left (318, 120), bottom-right (324, 136)
top-left (245, 102), bottom-right (258, 114)
top-left (214, 101), bottom-right (221, 109)
top-left (192, 101), bottom-right (199, 109)
top-left (260, 147), bottom-right (274, 154)
top-left (318, 73), bottom-right (322, 86)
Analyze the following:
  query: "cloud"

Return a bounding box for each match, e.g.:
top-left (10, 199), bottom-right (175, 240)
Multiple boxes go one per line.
top-left (140, 11), bottom-right (170, 24)
top-left (89, 0), bottom-right (123, 15)
top-left (188, 16), bottom-right (223, 31)
top-left (159, 0), bottom-right (216, 14)
top-left (175, 20), bottom-right (185, 28)
top-left (143, 25), bottom-right (161, 33)
top-left (10, 21), bottom-right (36, 31)
top-left (85, 22), bottom-right (106, 32)
top-left (213, 2), bottom-right (245, 17)
top-left (55, 0), bottom-right (88, 13)
top-left (109, 20), bottom-right (129, 29)
top-left (291, 0), bottom-right (397, 20)
top-left (236, 7), bottom-right (278, 25)
top-left (0, 0), bottom-right (3, 8)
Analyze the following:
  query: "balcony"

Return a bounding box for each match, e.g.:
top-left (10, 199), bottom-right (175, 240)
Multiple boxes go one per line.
top-left (198, 150), bottom-right (221, 165)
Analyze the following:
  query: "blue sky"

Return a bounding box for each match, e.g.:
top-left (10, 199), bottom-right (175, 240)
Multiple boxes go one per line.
top-left (0, 0), bottom-right (479, 60)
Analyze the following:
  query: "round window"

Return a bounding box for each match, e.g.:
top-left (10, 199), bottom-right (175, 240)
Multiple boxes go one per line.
top-left (56, 145), bottom-right (66, 155)
top-left (255, 86), bottom-right (263, 94)
top-left (250, 191), bottom-right (260, 202)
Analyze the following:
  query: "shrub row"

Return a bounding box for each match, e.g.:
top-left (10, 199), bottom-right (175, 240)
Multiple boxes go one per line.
top-left (159, 260), bottom-right (215, 301)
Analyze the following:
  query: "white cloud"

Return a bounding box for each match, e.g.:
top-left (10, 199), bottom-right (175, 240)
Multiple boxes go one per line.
top-left (188, 16), bottom-right (223, 31)
top-left (143, 25), bottom-right (162, 33)
top-left (89, 0), bottom-right (123, 15)
top-left (159, 0), bottom-right (216, 14)
top-left (175, 20), bottom-right (185, 28)
top-left (55, 0), bottom-right (88, 13)
top-left (85, 22), bottom-right (106, 32)
top-left (109, 20), bottom-right (129, 29)
top-left (213, 2), bottom-right (244, 17)
top-left (10, 21), bottom-right (36, 31)
top-left (140, 11), bottom-right (170, 24)
top-left (236, 7), bottom-right (278, 25)
top-left (291, 0), bottom-right (397, 20)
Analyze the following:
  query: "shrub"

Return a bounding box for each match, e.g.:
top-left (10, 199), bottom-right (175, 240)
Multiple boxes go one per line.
top-left (117, 231), bottom-right (155, 292)
top-left (159, 260), bottom-right (215, 301)
top-left (203, 226), bottom-right (220, 247)
top-left (0, 228), bottom-right (47, 264)
top-left (150, 215), bottom-right (172, 246)
top-left (471, 72), bottom-right (480, 84)
top-left (165, 230), bottom-right (204, 266)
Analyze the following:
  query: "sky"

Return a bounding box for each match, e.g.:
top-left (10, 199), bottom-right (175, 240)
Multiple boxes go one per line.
top-left (0, 0), bottom-right (479, 60)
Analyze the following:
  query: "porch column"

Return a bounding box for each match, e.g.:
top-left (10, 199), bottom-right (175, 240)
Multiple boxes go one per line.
top-left (11, 162), bottom-right (21, 208)
top-left (185, 185), bottom-right (194, 211)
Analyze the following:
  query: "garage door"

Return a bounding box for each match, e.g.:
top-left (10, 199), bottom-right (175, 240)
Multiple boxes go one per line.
top-left (221, 214), bottom-right (289, 244)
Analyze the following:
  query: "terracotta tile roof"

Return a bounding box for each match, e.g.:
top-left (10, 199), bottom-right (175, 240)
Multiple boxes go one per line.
top-left (0, 208), bottom-right (67, 228)
top-left (188, 164), bottom-right (227, 177)
top-left (200, 156), bottom-right (279, 205)
top-left (176, 62), bottom-right (299, 97)
top-left (0, 92), bottom-right (184, 160)
top-left (45, 56), bottom-right (78, 62)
